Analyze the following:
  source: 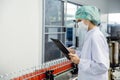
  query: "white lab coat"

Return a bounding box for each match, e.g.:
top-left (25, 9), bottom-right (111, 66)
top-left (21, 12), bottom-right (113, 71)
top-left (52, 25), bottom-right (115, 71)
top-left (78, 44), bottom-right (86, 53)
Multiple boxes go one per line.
top-left (76, 27), bottom-right (109, 80)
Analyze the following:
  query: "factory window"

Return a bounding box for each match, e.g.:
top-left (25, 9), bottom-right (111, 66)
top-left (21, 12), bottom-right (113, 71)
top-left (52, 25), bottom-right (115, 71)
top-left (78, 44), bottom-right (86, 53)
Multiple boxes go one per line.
top-left (43, 0), bottom-right (81, 62)
top-left (107, 13), bottom-right (120, 38)
top-left (108, 13), bottom-right (120, 24)
top-left (65, 3), bottom-right (78, 27)
top-left (65, 3), bottom-right (79, 47)
top-left (44, 0), bottom-right (65, 62)
top-left (45, 0), bottom-right (63, 26)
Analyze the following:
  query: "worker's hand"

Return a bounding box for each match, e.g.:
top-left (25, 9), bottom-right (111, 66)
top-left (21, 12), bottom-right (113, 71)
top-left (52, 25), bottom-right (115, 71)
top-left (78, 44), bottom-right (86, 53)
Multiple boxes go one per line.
top-left (67, 48), bottom-right (75, 54)
top-left (69, 53), bottom-right (80, 64)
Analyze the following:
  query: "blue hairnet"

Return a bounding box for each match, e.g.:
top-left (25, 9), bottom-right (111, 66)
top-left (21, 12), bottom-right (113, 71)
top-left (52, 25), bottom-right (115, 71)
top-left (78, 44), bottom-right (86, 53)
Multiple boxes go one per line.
top-left (75, 6), bottom-right (100, 26)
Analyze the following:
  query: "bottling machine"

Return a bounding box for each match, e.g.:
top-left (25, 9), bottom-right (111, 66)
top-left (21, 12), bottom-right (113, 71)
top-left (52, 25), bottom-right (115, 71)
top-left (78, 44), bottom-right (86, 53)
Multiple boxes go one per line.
top-left (107, 24), bottom-right (120, 80)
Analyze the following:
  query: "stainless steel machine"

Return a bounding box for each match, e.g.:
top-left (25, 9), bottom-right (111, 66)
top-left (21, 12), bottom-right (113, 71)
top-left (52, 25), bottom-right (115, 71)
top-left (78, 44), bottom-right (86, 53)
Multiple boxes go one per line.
top-left (107, 24), bottom-right (120, 80)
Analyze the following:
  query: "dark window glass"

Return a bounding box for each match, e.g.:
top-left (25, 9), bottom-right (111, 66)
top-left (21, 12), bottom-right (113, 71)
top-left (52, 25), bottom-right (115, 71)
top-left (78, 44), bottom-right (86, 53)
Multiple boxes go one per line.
top-left (44, 34), bottom-right (65, 62)
top-left (45, 0), bottom-right (63, 26)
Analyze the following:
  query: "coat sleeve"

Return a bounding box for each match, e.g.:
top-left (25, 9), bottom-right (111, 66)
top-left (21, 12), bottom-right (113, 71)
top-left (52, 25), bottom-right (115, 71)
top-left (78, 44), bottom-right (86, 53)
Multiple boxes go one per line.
top-left (78, 35), bottom-right (109, 75)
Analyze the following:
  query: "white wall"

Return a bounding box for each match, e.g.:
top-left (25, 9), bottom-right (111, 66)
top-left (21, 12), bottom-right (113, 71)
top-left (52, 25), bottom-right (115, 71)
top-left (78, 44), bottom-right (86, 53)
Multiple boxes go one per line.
top-left (0, 0), bottom-right (43, 75)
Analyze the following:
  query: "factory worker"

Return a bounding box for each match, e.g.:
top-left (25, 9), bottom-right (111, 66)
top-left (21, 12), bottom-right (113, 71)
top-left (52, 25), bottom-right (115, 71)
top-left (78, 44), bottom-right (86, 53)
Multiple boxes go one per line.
top-left (68, 6), bottom-right (109, 80)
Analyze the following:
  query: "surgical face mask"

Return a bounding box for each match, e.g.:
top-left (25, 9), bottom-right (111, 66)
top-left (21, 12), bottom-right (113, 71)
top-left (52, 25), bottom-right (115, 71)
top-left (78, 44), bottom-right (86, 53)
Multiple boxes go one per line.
top-left (77, 21), bottom-right (88, 50)
top-left (78, 21), bottom-right (88, 31)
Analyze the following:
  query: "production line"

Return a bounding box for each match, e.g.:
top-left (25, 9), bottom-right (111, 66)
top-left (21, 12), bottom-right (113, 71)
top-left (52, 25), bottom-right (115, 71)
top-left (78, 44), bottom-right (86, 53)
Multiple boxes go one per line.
top-left (0, 58), bottom-right (78, 80)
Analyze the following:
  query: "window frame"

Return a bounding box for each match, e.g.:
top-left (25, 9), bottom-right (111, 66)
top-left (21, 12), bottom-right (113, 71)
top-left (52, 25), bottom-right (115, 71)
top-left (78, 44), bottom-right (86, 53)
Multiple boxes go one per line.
top-left (42, 0), bottom-right (82, 63)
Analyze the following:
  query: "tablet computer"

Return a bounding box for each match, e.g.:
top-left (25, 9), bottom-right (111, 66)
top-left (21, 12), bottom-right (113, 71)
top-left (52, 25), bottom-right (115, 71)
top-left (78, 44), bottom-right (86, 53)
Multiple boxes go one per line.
top-left (51, 38), bottom-right (70, 60)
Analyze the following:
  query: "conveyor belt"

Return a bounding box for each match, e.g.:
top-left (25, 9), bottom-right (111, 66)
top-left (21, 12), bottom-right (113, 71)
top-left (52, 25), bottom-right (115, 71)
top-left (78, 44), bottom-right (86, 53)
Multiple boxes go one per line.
top-left (0, 58), bottom-right (78, 80)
